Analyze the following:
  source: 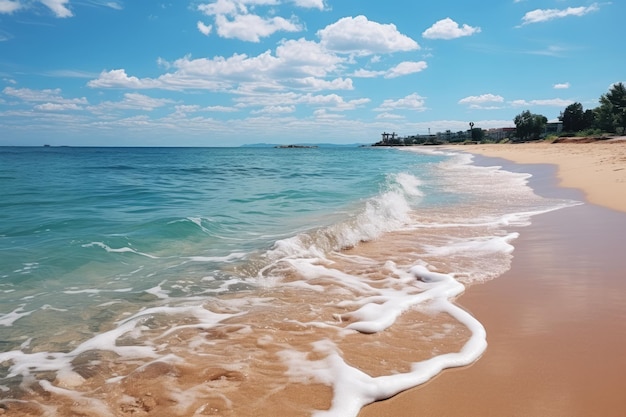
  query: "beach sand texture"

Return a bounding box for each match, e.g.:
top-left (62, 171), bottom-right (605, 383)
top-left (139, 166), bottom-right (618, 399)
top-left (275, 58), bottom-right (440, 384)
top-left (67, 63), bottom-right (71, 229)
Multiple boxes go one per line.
top-left (458, 140), bottom-right (626, 212)
top-left (360, 141), bottom-right (626, 417)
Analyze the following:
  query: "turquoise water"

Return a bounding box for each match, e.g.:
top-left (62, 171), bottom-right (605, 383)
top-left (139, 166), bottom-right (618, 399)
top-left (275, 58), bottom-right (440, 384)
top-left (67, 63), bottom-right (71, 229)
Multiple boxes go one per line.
top-left (0, 146), bottom-right (574, 417)
top-left (1, 146), bottom-right (437, 303)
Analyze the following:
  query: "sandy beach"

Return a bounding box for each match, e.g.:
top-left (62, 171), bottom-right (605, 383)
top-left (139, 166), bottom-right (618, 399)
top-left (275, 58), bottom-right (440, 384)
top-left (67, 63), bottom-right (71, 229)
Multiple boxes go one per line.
top-left (457, 140), bottom-right (626, 212)
top-left (359, 140), bottom-right (626, 417)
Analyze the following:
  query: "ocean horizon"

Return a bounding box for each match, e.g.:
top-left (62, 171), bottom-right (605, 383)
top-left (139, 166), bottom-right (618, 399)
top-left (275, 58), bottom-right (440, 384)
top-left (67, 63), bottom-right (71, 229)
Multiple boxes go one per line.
top-left (0, 146), bottom-right (576, 416)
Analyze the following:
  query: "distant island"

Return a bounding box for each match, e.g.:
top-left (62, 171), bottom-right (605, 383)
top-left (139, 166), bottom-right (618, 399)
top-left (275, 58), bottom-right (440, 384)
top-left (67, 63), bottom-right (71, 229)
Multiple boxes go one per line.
top-left (274, 144), bottom-right (318, 149)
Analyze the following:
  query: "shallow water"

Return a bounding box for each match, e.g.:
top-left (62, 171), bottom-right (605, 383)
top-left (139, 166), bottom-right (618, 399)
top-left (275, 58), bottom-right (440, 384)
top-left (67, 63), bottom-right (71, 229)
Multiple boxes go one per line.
top-left (0, 146), bottom-right (576, 416)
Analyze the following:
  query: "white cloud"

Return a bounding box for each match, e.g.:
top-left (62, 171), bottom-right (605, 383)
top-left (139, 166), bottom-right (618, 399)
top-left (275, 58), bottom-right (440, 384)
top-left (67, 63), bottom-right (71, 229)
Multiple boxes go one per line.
top-left (298, 93), bottom-right (369, 111)
top-left (0, 0), bottom-right (22, 14)
top-left (553, 82), bottom-right (570, 89)
top-left (422, 18), bottom-right (481, 40)
top-left (85, 0), bottom-right (123, 10)
top-left (317, 15), bottom-right (419, 56)
top-left (104, 1), bottom-right (122, 10)
top-left (292, 0), bottom-right (325, 10)
top-left (90, 93), bottom-right (173, 112)
top-left (510, 98), bottom-right (574, 107)
top-left (251, 105), bottom-right (295, 114)
top-left (298, 77), bottom-right (353, 90)
top-left (376, 112), bottom-right (404, 120)
top-left (88, 69), bottom-right (161, 89)
top-left (34, 102), bottom-right (82, 111)
top-left (375, 93), bottom-right (427, 112)
top-left (275, 38), bottom-right (344, 77)
top-left (521, 3), bottom-right (599, 25)
top-left (197, 0), bottom-right (238, 17)
top-left (384, 61), bottom-right (427, 78)
top-left (205, 105), bottom-right (239, 112)
top-left (458, 93), bottom-right (504, 105)
top-left (197, 21), bottom-right (212, 35)
top-left (3, 86), bottom-right (87, 104)
top-left (40, 0), bottom-right (73, 18)
top-left (231, 92), bottom-right (369, 112)
top-left (118, 93), bottom-right (172, 110)
top-left (197, 0), bottom-right (303, 42)
top-left (213, 13), bottom-right (301, 42)
top-left (352, 69), bottom-right (384, 78)
top-left (89, 40), bottom-right (346, 93)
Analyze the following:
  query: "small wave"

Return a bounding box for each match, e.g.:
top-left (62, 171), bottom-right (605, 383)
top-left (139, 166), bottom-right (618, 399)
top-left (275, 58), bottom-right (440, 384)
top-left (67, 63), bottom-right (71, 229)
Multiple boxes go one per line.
top-left (259, 171), bottom-right (424, 266)
top-left (82, 242), bottom-right (159, 259)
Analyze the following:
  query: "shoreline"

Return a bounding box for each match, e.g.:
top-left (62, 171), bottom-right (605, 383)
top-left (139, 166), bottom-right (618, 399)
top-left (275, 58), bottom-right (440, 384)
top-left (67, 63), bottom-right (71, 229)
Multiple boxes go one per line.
top-left (360, 142), bottom-right (626, 416)
top-left (448, 141), bottom-right (626, 212)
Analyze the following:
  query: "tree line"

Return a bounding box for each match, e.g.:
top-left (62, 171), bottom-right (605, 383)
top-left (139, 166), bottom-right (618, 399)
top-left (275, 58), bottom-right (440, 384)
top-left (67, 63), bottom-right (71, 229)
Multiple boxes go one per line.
top-left (514, 82), bottom-right (626, 141)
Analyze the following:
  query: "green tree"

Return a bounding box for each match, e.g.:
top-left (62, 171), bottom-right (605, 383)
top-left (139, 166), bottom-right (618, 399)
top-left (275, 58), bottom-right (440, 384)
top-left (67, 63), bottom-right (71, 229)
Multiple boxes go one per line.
top-left (514, 110), bottom-right (547, 140)
top-left (559, 102), bottom-right (585, 132)
top-left (594, 103), bottom-right (615, 132)
top-left (597, 82), bottom-right (626, 133)
top-left (583, 109), bottom-right (596, 130)
top-left (471, 127), bottom-right (484, 142)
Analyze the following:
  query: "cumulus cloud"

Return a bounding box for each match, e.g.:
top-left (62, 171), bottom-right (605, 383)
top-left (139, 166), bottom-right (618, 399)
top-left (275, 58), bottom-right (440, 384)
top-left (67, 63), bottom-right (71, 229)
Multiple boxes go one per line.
top-left (0, 0), bottom-right (22, 14)
top-left (213, 13), bottom-right (301, 42)
top-left (88, 69), bottom-right (161, 89)
top-left (88, 39), bottom-right (348, 93)
top-left (375, 93), bottom-right (427, 112)
top-left (197, 0), bottom-right (303, 42)
top-left (298, 77), bottom-right (353, 90)
top-left (422, 18), bottom-right (481, 40)
top-left (197, 21), bottom-right (212, 35)
top-left (553, 82), bottom-right (570, 89)
top-left (317, 15), bottom-right (419, 56)
top-left (292, 0), bottom-right (325, 10)
top-left (275, 38), bottom-right (344, 77)
top-left (384, 61), bottom-right (427, 78)
top-left (352, 69), bottom-right (384, 78)
top-left (521, 3), bottom-right (599, 25)
top-left (232, 92), bottom-right (369, 112)
top-left (458, 93), bottom-right (504, 105)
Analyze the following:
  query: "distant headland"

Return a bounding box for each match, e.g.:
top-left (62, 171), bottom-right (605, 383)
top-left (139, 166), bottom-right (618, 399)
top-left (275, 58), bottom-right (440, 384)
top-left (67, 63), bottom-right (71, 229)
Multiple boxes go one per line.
top-left (275, 144), bottom-right (318, 149)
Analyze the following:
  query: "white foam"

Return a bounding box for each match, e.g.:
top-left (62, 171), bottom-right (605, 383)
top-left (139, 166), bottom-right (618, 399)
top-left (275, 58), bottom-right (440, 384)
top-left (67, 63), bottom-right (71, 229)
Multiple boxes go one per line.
top-left (0, 305), bottom-right (34, 327)
top-left (82, 242), bottom-right (159, 259)
top-left (261, 171), bottom-right (423, 268)
top-left (186, 252), bottom-right (247, 262)
top-left (424, 233), bottom-right (518, 257)
top-left (277, 266), bottom-right (487, 417)
top-left (0, 303), bottom-right (241, 389)
top-left (144, 280), bottom-right (170, 299)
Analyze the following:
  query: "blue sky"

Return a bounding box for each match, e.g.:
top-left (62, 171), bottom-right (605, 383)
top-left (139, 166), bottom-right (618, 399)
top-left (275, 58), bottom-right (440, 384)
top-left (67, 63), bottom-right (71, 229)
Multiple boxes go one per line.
top-left (0, 0), bottom-right (622, 146)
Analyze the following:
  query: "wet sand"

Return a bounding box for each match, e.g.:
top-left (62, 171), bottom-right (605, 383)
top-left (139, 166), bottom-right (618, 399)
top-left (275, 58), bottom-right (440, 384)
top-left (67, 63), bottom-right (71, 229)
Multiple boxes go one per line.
top-left (360, 142), bottom-right (626, 417)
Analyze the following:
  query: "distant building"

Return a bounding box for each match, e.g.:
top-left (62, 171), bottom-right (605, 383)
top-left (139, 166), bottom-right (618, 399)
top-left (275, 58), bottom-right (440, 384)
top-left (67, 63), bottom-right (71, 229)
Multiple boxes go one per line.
top-left (485, 127), bottom-right (516, 142)
top-left (380, 132), bottom-right (398, 144)
top-left (545, 121), bottom-right (563, 135)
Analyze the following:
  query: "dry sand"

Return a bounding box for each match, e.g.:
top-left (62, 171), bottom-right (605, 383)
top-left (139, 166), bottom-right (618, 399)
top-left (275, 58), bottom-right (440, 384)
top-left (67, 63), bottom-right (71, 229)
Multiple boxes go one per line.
top-left (359, 140), bottom-right (626, 417)
top-left (456, 139), bottom-right (626, 212)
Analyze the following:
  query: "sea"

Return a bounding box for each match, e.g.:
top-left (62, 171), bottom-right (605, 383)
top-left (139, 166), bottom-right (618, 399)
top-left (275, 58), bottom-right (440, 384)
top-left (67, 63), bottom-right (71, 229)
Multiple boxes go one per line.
top-left (0, 146), bottom-right (577, 417)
